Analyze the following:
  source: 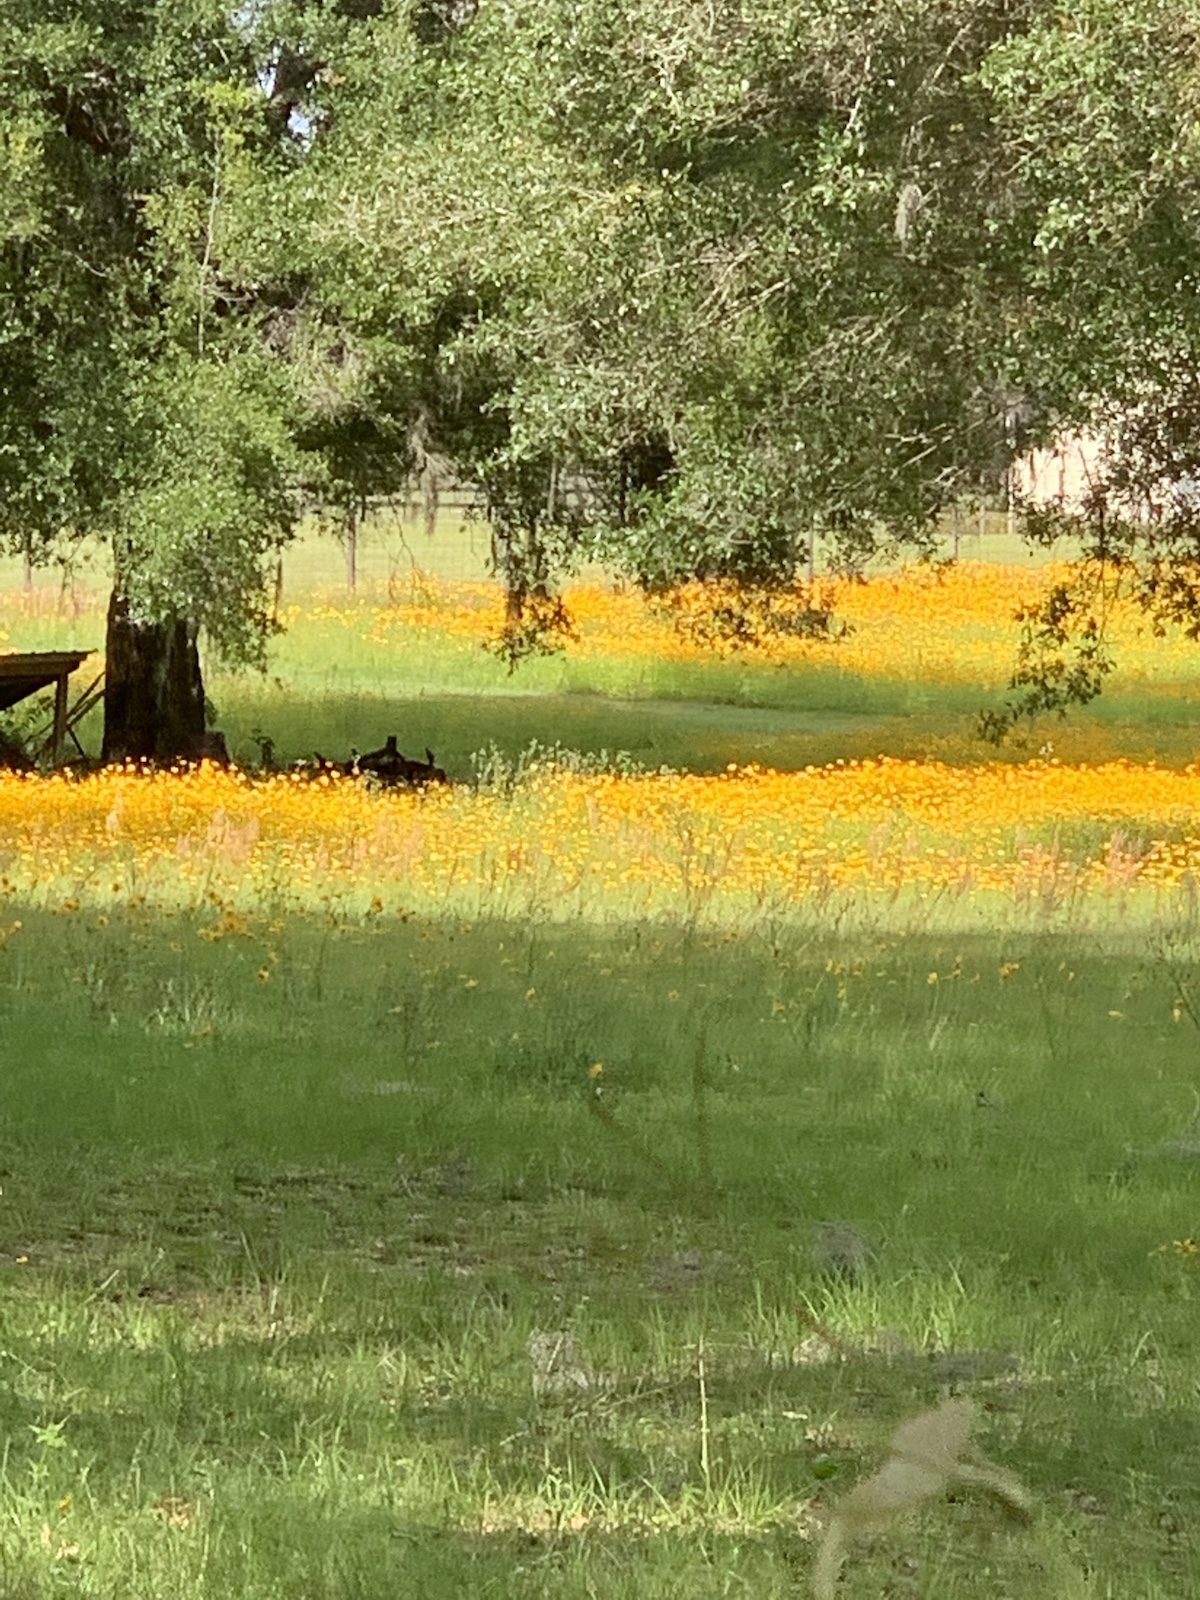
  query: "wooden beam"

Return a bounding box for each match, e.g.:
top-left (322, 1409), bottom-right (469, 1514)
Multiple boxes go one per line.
top-left (52, 673), bottom-right (69, 766)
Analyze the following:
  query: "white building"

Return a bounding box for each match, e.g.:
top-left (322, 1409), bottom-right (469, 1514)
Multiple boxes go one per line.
top-left (1012, 432), bottom-right (1105, 510)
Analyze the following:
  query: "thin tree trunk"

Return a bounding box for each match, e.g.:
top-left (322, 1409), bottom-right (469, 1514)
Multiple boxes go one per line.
top-left (423, 467), bottom-right (439, 540)
top-left (101, 590), bottom-right (206, 763)
top-left (345, 501), bottom-right (358, 590)
top-left (546, 461), bottom-right (558, 522)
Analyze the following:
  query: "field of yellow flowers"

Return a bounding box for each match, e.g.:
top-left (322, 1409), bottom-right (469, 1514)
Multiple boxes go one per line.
top-left (3, 562), bottom-right (1200, 926)
top-left (2, 753), bottom-right (1199, 928)
top-left (292, 558), bottom-right (1200, 685)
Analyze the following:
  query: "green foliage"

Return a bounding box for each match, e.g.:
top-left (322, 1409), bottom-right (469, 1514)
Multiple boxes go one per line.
top-left (648, 578), bottom-right (845, 651)
top-left (976, 0), bottom-right (1200, 730)
top-left (270, 0), bottom-right (1030, 647)
top-left (116, 355), bottom-right (305, 668)
top-left (0, 2), bottom-right (324, 666)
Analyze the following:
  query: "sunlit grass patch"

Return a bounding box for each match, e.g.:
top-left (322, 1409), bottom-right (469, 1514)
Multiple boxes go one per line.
top-left (255, 562), bottom-right (1200, 690)
top-left (13, 560), bottom-right (1200, 699)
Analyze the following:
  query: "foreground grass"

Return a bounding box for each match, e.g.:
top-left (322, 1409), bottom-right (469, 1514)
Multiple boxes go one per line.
top-left (2, 905), bottom-right (1200, 1595)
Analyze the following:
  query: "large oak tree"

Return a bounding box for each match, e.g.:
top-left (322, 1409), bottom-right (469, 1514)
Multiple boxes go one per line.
top-left (0, 3), bottom-right (311, 760)
top-left (8, 0), bottom-right (1200, 752)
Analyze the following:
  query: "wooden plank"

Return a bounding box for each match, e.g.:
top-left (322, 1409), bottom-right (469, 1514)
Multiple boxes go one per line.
top-left (0, 651), bottom-right (92, 719)
top-left (52, 674), bottom-right (69, 765)
top-left (0, 672), bottom-right (69, 712)
top-left (0, 651), bottom-right (92, 673)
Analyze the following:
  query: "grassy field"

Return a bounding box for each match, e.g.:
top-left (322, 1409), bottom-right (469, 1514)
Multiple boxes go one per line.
top-left (1, 530), bottom-right (1199, 1596)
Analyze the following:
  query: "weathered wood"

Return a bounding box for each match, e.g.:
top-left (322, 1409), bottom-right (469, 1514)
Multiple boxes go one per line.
top-left (0, 651), bottom-right (93, 767)
top-left (298, 737), bottom-right (447, 787)
top-left (355, 735), bottom-right (446, 786)
top-left (52, 674), bottom-right (68, 765)
top-left (0, 651), bottom-right (93, 712)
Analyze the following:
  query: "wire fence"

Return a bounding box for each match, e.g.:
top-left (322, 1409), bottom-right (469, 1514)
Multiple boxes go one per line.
top-left (0, 469), bottom-right (1078, 611)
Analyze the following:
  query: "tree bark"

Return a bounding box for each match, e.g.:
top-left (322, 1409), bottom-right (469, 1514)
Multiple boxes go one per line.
top-left (345, 500), bottom-right (358, 590)
top-left (101, 590), bottom-right (206, 763)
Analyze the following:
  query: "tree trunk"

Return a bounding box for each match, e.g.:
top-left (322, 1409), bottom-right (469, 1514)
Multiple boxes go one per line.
top-left (345, 500), bottom-right (358, 590)
top-left (101, 590), bottom-right (206, 763)
top-left (423, 464), bottom-right (439, 540)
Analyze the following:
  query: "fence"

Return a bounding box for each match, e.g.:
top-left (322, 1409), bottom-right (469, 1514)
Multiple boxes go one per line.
top-left (0, 463), bottom-right (1083, 609)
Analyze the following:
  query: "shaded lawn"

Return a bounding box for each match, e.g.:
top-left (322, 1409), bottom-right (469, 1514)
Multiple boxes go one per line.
top-left (203, 679), bottom-right (1200, 781)
top-left (0, 906), bottom-right (1198, 1594)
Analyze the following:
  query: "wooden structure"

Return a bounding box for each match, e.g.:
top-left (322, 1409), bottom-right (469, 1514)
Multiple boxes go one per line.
top-left (0, 651), bottom-right (96, 765)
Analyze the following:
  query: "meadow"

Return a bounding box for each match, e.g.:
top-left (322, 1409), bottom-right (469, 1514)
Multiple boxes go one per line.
top-left (1, 524), bottom-right (1199, 1596)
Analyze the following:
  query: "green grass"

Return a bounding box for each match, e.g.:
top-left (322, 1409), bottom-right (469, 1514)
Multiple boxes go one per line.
top-left (3, 525), bottom-right (1200, 1594)
top-left (2, 904), bottom-right (1200, 1595)
top-left (0, 505), bottom-right (1080, 601)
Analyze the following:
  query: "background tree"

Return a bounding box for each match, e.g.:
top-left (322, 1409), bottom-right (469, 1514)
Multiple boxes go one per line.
top-left (267, 0), bottom-right (1047, 660)
top-left (975, 0), bottom-right (1200, 737)
top-left (0, 7), bottom-right (139, 586)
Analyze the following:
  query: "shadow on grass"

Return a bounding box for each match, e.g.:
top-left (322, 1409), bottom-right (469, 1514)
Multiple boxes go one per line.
top-left (3, 909), bottom-right (1200, 1593)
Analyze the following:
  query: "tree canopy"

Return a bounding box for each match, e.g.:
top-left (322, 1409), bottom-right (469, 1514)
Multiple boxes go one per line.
top-left (977, 0), bottom-right (1200, 733)
top-left (5, 0), bottom-right (1200, 750)
top-left (269, 1), bottom-right (1032, 637)
top-left (0, 5), bottom-right (311, 662)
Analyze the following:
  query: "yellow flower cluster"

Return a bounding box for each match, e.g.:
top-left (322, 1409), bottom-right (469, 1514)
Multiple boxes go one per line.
top-left (298, 562), bottom-right (1197, 687)
top-left (2, 755), bottom-right (1199, 925)
top-left (5, 562), bottom-right (1195, 692)
top-left (305, 581), bottom-right (505, 647)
